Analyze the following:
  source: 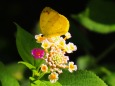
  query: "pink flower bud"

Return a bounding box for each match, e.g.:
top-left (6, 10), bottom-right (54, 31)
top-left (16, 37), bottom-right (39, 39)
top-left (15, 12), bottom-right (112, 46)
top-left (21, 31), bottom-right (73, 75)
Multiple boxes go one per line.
top-left (31, 48), bottom-right (44, 59)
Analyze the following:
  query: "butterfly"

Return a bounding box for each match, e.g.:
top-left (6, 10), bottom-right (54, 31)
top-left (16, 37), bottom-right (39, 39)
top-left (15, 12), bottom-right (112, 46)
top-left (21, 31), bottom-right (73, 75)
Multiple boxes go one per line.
top-left (40, 7), bottom-right (69, 37)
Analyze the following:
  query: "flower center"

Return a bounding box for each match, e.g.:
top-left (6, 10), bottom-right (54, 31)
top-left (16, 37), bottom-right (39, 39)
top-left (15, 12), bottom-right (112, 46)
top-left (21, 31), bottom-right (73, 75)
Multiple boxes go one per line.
top-left (70, 64), bottom-right (74, 69)
top-left (51, 74), bottom-right (56, 79)
top-left (52, 54), bottom-right (62, 64)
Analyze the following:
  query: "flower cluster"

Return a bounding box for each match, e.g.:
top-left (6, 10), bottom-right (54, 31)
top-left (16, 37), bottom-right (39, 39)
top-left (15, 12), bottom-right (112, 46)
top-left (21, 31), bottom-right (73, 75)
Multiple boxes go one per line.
top-left (31, 32), bottom-right (77, 83)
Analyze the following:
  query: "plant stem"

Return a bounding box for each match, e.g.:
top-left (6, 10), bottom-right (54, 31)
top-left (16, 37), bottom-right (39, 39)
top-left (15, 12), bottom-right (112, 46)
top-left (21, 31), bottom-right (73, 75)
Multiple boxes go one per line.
top-left (38, 72), bottom-right (45, 79)
top-left (101, 67), bottom-right (111, 76)
top-left (96, 42), bottom-right (115, 63)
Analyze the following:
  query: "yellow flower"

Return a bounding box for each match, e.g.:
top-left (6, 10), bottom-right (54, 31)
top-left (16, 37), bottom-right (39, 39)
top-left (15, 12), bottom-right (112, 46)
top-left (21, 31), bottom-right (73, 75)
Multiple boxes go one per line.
top-left (41, 64), bottom-right (48, 73)
top-left (68, 62), bottom-right (77, 73)
top-left (48, 72), bottom-right (59, 83)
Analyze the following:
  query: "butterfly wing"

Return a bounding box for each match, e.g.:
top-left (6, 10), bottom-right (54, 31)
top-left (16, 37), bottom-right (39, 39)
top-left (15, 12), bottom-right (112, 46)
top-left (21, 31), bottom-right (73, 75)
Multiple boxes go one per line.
top-left (40, 7), bottom-right (69, 37)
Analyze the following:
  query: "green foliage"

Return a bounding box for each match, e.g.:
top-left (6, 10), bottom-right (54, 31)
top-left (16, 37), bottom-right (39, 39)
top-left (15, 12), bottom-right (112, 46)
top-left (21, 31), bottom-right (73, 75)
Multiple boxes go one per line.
top-left (42, 81), bottom-right (62, 86)
top-left (16, 24), bottom-right (44, 67)
top-left (0, 62), bottom-right (20, 86)
top-left (6, 63), bottom-right (26, 81)
top-left (88, 0), bottom-right (115, 24)
top-left (20, 80), bottom-right (31, 86)
top-left (31, 80), bottom-right (61, 86)
top-left (77, 55), bottom-right (95, 70)
top-left (104, 73), bottom-right (115, 86)
top-left (59, 70), bottom-right (107, 86)
top-left (31, 80), bottom-right (46, 86)
top-left (18, 61), bottom-right (36, 70)
top-left (71, 0), bottom-right (115, 34)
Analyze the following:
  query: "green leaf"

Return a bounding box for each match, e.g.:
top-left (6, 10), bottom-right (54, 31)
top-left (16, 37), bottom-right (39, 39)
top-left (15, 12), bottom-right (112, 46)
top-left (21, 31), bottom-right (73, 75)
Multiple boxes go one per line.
top-left (0, 62), bottom-right (20, 86)
top-left (59, 70), bottom-right (107, 86)
top-left (92, 66), bottom-right (111, 77)
top-left (16, 23), bottom-right (44, 67)
top-left (71, 0), bottom-right (115, 34)
top-left (31, 80), bottom-right (62, 86)
top-left (43, 81), bottom-right (62, 86)
top-left (104, 73), bottom-right (115, 86)
top-left (18, 61), bottom-right (36, 70)
top-left (77, 55), bottom-right (95, 70)
top-left (0, 61), bottom-right (4, 68)
top-left (0, 80), bottom-right (2, 86)
top-left (6, 63), bottom-right (26, 81)
top-left (20, 80), bottom-right (31, 86)
top-left (31, 80), bottom-right (46, 86)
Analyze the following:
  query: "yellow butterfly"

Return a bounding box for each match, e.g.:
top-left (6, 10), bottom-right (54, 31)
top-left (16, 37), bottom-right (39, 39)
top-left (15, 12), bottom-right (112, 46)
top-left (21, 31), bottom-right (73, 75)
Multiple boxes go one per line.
top-left (40, 7), bottom-right (69, 37)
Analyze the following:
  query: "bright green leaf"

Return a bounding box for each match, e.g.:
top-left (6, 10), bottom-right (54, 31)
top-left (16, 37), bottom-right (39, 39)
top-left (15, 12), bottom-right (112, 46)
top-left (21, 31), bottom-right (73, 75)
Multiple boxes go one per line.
top-left (77, 55), bottom-right (95, 70)
top-left (104, 73), bottom-right (115, 86)
top-left (0, 62), bottom-right (20, 86)
top-left (71, 0), bottom-right (115, 34)
top-left (31, 80), bottom-right (62, 86)
top-left (16, 23), bottom-right (44, 67)
top-left (31, 80), bottom-right (46, 86)
top-left (18, 61), bottom-right (36, 70)
top-left (43, 81), bottom-right (62, 86)
top-left (59, 70), bottom-right (107, 86)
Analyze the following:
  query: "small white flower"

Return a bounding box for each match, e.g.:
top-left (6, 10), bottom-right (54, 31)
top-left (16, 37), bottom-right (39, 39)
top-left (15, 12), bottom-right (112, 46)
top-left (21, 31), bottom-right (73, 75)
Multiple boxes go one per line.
top-left (48, 72), bottom-right (59, 83)
top-left (65, 45), bottom-right (73, 53)
top-left (65, 32), bottom-right (71, 39)
top-left (63, 56), bottom-right (69, 63)
top-left (41, 64), bottom-right (48, 73)
top-left (41, 39), bottom-right (51, 49)
top-left (58, 38), bottom-right (66, 49)
top-left (68, 62), bottom-right (77, 73)
top-left (68, 42), bottom-right (77, 52)
top-left (57, 69), bottom-right (63, 74)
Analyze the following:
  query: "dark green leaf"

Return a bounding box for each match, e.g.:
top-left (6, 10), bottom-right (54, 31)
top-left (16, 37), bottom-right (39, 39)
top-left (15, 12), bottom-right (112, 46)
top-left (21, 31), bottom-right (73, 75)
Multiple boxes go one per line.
top-left (71, 0), bottom-right (115, 34)
top-left (59, 70), bottom-right (107, 86)
top-left (16, 23), bottom-right (44, 67)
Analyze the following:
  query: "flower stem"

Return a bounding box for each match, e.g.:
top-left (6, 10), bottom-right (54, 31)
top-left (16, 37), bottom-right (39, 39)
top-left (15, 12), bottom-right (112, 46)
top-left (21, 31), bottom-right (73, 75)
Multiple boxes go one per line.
top-left (38, 72), bottom-right (45, 79)
top-left (96, 42), bottom-right (115, 63)
top-left (100, 67), bottom-right (111, 75)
